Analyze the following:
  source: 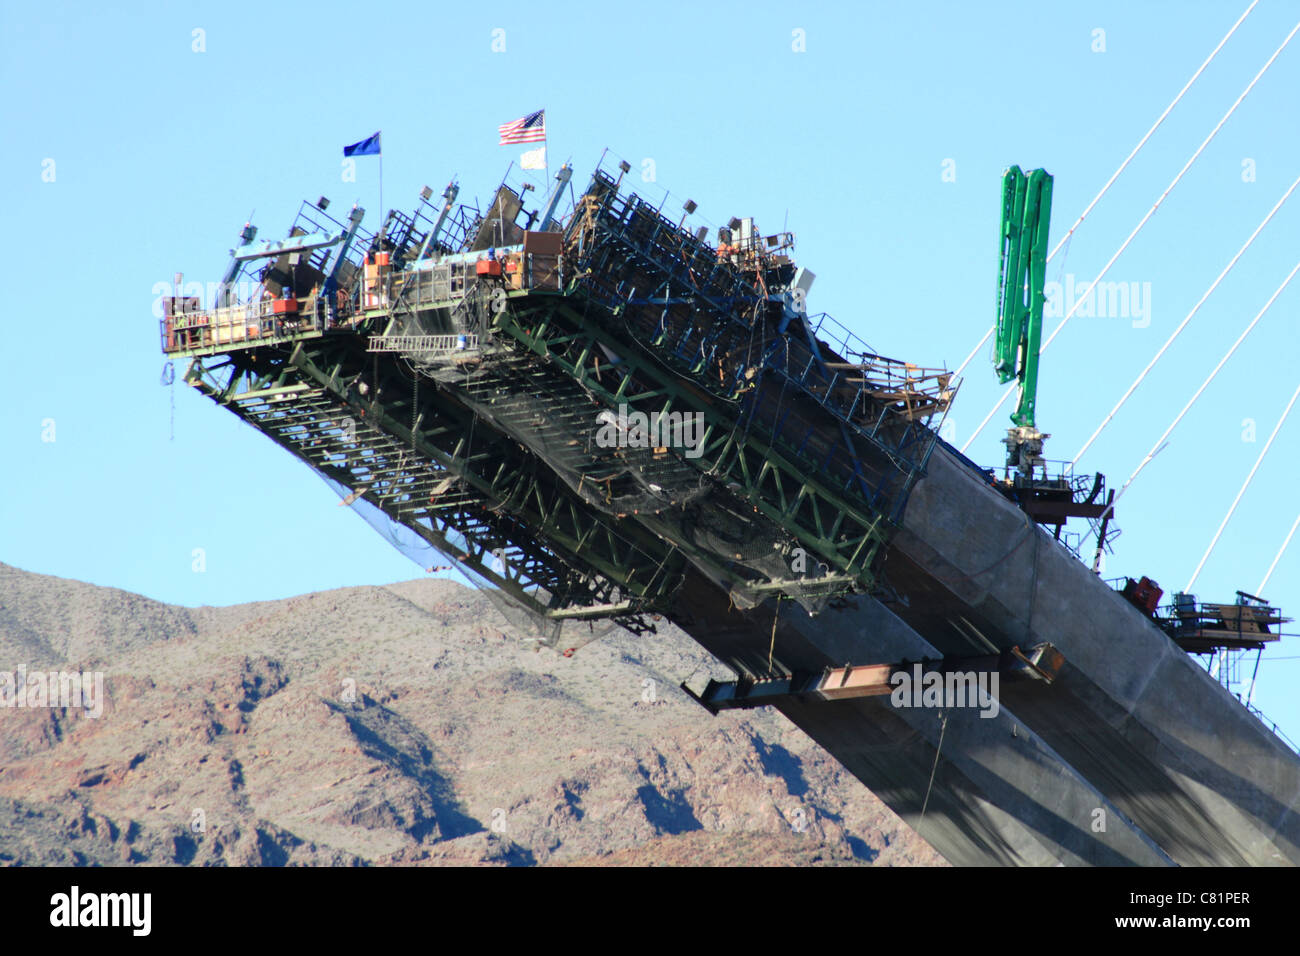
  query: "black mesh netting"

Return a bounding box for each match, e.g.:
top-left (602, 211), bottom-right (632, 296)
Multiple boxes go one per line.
top-left (317, 472), bottom-right (623, 653)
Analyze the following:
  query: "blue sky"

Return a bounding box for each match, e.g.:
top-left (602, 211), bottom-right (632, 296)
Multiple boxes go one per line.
top-left (2, 1), bottom-right (1298, 732)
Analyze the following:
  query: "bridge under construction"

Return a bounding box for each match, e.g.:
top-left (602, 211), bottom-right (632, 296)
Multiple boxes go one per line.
top-left (158, 152), bottom-right (1300, 866)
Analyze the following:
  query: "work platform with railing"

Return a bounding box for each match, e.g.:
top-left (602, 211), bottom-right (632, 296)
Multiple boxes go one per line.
top-left (162, 157), bottom-right (958, 638)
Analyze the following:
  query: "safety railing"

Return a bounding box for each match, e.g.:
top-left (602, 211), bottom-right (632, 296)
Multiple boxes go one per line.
top-left (160, 293), bottom-right (338, 355)
top-left (806, 312), bottom-right (879, 362)
top-left (291, 201), bottom-right (373, 272)
top-left (387, 251), bottom-right (564, 311)
top-left (566, 172), bottom-right (955, 521)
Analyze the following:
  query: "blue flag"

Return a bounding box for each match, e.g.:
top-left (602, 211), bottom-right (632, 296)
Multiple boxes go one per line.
top-left (343, 132), bottom-right (381, 157)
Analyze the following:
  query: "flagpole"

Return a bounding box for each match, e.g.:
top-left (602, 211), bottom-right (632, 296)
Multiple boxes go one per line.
top-left (378, 132), bottom-right (384, 252)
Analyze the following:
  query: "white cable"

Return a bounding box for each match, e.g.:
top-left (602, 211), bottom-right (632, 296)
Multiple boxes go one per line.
top-left (1091, 259), bottom-right (1300, 530)
top-left (961, 16), bottom-right (1300, 454)
top-left (950, 0), bottom-right (1260, 382)
top-left (1071, 172), bottom-right (1300, 467)
top-left (1186, 382), bottom-right (1300, 592)
top-left (1259, 514), bottom-right (1300, 596)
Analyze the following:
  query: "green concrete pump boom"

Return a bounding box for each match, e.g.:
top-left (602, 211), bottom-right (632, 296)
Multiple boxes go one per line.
top-left (994, 166), bottom-right (1053, 429)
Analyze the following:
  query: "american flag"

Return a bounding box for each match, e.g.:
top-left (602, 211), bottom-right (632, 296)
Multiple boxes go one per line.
top-left (498, 110), bottom-right (546, 145)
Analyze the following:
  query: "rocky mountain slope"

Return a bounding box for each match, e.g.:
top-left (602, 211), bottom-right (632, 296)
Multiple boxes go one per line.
top-left (0, 562), bottom-right (942, 866)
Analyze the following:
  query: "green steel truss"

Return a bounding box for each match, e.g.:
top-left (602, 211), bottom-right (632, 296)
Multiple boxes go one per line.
top-left (489, 298), bottom-right (891, 591)
top-left (184, 340), bottom-right (689, 630)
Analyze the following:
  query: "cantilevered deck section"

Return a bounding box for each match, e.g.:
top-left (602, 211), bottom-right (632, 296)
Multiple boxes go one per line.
top-left (160, 155), bottom-right (1300, 865)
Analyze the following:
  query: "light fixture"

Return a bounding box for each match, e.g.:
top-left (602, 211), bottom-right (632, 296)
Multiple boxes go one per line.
top-left (317, 197), bottom-right (330, 210)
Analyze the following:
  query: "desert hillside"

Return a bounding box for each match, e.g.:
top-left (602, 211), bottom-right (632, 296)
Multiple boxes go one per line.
top-left (0, 562), bottom-right (941, 866)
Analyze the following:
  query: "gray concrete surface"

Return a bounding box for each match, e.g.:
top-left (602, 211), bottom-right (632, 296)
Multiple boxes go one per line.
top-left (672, 574), bottom-right (1175, 865)
top-left (889, 444), bottom-right (1300, 865)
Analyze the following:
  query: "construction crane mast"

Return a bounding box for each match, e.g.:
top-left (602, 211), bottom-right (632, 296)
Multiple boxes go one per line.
top-left (994, 166), bottom-right (1053, 478)
top-left (987, 166), bottom-right (1115, 555)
